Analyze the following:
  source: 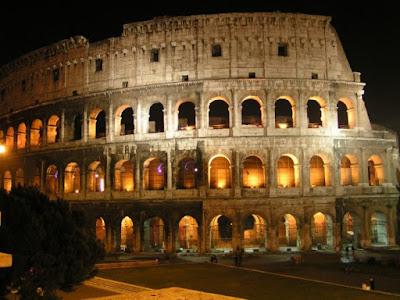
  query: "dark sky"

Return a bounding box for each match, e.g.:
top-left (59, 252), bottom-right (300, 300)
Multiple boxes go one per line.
top-left (1, 3), bottom-right (399, 135)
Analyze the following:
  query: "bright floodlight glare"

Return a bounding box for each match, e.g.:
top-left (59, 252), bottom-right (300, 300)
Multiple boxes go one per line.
top-left (0, 145), bottom-right (5, 154)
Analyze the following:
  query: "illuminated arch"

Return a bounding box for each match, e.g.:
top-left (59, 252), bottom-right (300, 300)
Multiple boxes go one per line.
top-left (177, 156), bottom-right (198, 189)
top-left (243, 155), bottom-right (265, 188)
top-left (115, 105), bottom-right (134, 136)
top-left (6, 127), bottom-right (14, 149)
top-left (307, 97), bottom-right (327, 128)
top-left (209, 156), bottom-right (231, 189)
top-left (342, 212), bottom-right (361, 248)
top-left (64, 162), bottom-right (80, 193)
top-left (87, 161), bottom-right (105, 192)
top-left (370, 211), bottom-right (388, 245)
top-left (311, 212), bottom-right (333, 250)
top-left (89, 108), bottom-right (106, 139)
top-left (47, 115), bottom-right (60, 143)
top-left (340, 154), bottom-right (359, 186)
top-left (46, 165), bottom-right (59, 194)
top-left (210, 215), bottom-right (233, 251)
top-left (208, 97), bottom-right (230, 129)
top-left (144, 158), bottom-right (165, 190)
top-left (148, 102), bottom-right (164, 133)
top-left (177, 100), bottom-right (196, 130)
top-left (278, 214), bottom-right (300, 249)
top-left (15, 168), bottom-right (24, 187)
top-left (241, 96), bottom-right (263, 127)
top-left (178, 215), bottom-right (199, 251)
top-left (242, 214), bottom-right (267, 250)
top-left (17, 123), bottom-right (26, 149)
top-left (96, 217), bottom-right (106, 245)
top-left (121, 216), bottom-right (134, 251)
top-left (114, 160), bottom-right (134, 191)
top-left (4, 170), bottom-right (12, 192)
top-left (338, 98), bottom-right (355, 129)
top-left (30, 119), bottom-right (43, 146)
top-left (275, 96), bottom-right (296, 128)
top-left (368, 155), bottom-right (384, 186)
top-left (310, 155), bottom-right (330, 186)
top-left (277, 154), bottom-right (299, 187)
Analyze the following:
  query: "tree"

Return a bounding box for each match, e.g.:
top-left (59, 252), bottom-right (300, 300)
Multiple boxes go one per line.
top-left (0, 186), bottom-right (105, 299)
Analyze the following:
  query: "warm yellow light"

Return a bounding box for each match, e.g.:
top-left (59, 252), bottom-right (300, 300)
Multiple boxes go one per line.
top-left (0, 145), bottom-right (5, 154)
top-left (218, 181), bottom-right (225, 189)
top-left (278, 123), bottom-right (288, 129)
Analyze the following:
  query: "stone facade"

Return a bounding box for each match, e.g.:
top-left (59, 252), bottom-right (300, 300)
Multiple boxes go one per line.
top-left (0, 12), bottom-right (398, 254)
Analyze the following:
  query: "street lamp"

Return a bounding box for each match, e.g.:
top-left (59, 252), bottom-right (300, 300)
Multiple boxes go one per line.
top-left (0, 145), bottom-right (5, 154)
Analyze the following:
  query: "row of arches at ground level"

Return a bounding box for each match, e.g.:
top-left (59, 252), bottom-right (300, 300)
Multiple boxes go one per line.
top-left (95, 211), bottom-right (389, 253)
top-left (0, 97), bottom-right (356, 150)
top-left (1, 153), bottom-right (385, 193)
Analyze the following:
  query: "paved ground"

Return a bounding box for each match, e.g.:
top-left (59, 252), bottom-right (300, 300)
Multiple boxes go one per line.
top-left (56, 248), bottom-right (400, 299)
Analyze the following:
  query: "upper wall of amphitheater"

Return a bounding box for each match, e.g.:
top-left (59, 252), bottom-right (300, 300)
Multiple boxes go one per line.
top-left (0, 12), bottom-right (359, 115)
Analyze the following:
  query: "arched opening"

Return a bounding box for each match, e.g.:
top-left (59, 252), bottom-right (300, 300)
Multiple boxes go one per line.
top-left (143, 217), bottom-right (165, 252)
top-left (121, 216), bottom-right (134, 252)
top-left (15, 168), bottom-right (24, 187)
top-left (47, 115), bottom-right (60, 143)
top-left (242, 99), bottom-right (262, 126)
top-left (17, 123), bottom-right (26, 149)
top-left (118, 107), bottom-right (134, 135)
top-left (209, 99), bottom-right (229, 129)
top-left (243, 156), bottom-right (265, 188)
top-left (278, 214), bottom-right (300, 250)
top-left (338, 99), bottom-right (355, 129)
top-left (30, 119), bottom-right (43, 146)
top-left (6, 127), bottom-right (14, 149)
top-left (46, 165), bottom-right (59, 195)
top-left (307, 99), bottom-right (323, 128)
top-left (31, 167), bottom-right (40, 188)
top-left (148, 103), bottom-right (164, 133)
top-left (311, 212), bottom-right (333, 250)
top-left (340, 155), bottom-right (359, 186)
top-left (368, 155), bottom-right (384, 186)
top-left (4, 170), bottom-right (12, 192)
top-left (210, 215), bottom-right (232, 252)
top-left (178, 101), bottom-right (196, 130)
top-left (337, 101), bottom-right (348, 128)
top-left (342, 212), bottom-right (361, 248)
top-left (370, 212), bottom-right (388, 245)
top-left (95, 111), bottom-right (106, 138)
top-left (242, 214), bottom-right (267, 251)
top-left (275, 98), bottom-right (294, 128)
top-left (209, 156), bottom-right (231, 189)
top-left (144, 158), bottom-right (165, 190)
top-left (177, 157), bottom-right (198, 189)
top-left (178, 215), bottom-right (199, 252)
top-left (277, 155), bottom-right (299, 187)
top-left (64, 162), bottom-right (80, 193)
top-left (89, 109), bottom-right (106, 139)
top-left (87, 161), bottom-right (105, 192)
top-left (114, 160), bottom-right (134, 191)
top-left (310, 155), bottom-right (328, 187)
top-left (73, 114), bottom-right (82, 140)
top-left (96, 217), bottom-right (106, 245)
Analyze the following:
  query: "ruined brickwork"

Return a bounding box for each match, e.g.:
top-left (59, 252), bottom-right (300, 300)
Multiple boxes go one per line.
top-left (0, 12), bottom-right (398, 254)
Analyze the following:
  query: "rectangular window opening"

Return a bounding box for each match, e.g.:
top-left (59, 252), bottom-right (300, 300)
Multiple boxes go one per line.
top-left (151, 49), bottom-right (159, 62)
top-left (95, 58), bottom-right (103, 71)
top-left (278, 44), bottom-right (288, 57)
top-left (212, 44), bottom-right (222, 57)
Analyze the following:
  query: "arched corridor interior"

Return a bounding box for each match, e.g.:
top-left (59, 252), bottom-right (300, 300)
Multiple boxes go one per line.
top-left (210, 215), bottom-right (232, 251)
top-left (342, 212), bottom-right (361, 248)
top-left (242, 214), bottom-right (267, 252)
top-left (278, 214), bottom-right (299, 250)
top-left (178, 215), bottom-right (199, 252)
top-left (311, 212), bottom-right (333, 250)
top-left (143, 217), bottom-right (165, 252)
top-left (121, 216), bottom-right (134, 252)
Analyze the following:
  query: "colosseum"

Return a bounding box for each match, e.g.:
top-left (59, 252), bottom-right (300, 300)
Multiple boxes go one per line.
top-left (0, 12), bottom-right (398, 254)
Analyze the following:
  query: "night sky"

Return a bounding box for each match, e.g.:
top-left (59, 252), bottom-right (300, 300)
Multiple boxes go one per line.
top-left (1, 3), bottom-right (398, 136)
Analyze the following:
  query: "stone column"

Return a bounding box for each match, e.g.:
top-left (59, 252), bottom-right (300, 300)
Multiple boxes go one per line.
top-left (134, 220), bottom-right (141, 254)
top-left (267, 224), bottom-right (278, 252)
top-left (360, 207), bottom-right (371, 248)
top-left (300, 216), bottom-right (312, 251)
